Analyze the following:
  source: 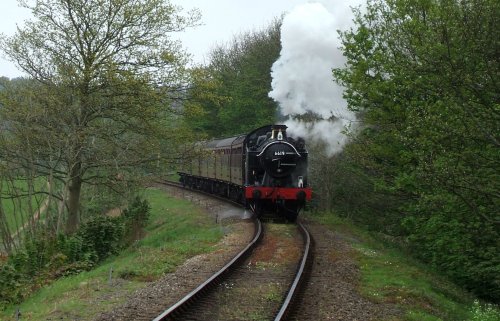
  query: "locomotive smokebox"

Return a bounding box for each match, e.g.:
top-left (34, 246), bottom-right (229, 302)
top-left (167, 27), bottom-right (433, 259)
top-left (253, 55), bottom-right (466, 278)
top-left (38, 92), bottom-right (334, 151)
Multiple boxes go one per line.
top-left (258, 142), bottom-right (299, 178)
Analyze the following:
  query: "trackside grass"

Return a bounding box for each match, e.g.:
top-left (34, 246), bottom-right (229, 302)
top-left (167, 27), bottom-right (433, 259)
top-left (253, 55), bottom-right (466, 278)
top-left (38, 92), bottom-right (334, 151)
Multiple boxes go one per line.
top-left (307, 211), bottom-right (500, 321)
top-left (0, 188), bottom-right (224, 321)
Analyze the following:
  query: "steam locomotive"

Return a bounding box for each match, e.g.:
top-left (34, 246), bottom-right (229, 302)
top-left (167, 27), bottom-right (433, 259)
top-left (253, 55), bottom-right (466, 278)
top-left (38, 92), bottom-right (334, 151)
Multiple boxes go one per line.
top-left (178, 124), bottom-right (312, 221)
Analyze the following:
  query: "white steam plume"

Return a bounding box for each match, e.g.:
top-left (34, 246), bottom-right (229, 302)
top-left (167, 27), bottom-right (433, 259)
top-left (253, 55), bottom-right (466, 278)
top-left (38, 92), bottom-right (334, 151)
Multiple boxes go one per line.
top-left (269, 1), bottom-right (361, 156)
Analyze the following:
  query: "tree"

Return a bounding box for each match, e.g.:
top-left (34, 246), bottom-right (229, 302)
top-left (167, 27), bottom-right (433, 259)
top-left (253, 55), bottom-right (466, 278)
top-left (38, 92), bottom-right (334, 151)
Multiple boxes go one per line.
top-left (0, 0), bottom-right (201, 233)
top-left (334, 0), bottom-right (499, 299)
top-left (184, 18), bottom-right (282, 137)
top-left (181, 67), bottom-right (230, 137)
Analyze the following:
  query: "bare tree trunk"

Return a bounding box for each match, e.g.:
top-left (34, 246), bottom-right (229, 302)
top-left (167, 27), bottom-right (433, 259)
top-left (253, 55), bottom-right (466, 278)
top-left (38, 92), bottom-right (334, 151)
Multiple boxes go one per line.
top-left (0, 209), bottom-right (13, 253)
top-left (26, 173), bottom-right (35, 234)
top-left (46, 174), bottom-right (54, 232)
top-left (57, 181), bottom-right (69, 235)
top-left (66, 173), bottom-right (82, 234)
top-left (0, 187), bottom-right (13, 254)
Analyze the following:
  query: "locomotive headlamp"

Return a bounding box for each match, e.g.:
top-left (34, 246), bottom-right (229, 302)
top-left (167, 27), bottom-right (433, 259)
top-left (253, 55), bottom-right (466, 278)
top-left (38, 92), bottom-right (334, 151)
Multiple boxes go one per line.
top-left (277, 129), bottom-right (283, 141)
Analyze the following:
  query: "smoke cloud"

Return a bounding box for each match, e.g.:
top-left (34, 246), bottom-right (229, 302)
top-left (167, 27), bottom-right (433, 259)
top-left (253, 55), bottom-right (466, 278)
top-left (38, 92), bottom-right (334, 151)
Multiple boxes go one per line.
top-left (269, 1), bottom-right (361, 156)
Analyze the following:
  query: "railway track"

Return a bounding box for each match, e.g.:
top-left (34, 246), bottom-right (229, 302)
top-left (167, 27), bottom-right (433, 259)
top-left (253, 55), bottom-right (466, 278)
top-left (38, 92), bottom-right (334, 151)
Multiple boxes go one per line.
top-left (151, 181), bottom-right (312, 321)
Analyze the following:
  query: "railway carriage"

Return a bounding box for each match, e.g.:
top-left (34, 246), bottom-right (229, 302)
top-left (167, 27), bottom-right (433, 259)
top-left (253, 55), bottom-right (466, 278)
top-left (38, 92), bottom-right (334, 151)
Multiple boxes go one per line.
top-left (178, 124), bottom-right (312, 221)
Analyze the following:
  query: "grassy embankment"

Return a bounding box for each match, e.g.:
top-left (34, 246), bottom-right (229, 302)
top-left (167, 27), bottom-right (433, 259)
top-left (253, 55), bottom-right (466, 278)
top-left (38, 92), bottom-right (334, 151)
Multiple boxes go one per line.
top-left (0, 188), bottom-right (224, 320)
top-left (308, 212), bottom-right (500, 321)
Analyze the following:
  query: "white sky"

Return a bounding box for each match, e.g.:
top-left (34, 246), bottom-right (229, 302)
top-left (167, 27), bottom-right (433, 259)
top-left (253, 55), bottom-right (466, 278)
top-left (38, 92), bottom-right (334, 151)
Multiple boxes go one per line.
top-left (0, 0), bottom-right (316, 78)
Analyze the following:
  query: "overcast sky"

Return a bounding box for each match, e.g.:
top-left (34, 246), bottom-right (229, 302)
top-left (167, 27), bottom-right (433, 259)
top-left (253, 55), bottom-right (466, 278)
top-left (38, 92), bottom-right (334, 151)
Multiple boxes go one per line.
top-left (0, 0), bottom-right (328, 78)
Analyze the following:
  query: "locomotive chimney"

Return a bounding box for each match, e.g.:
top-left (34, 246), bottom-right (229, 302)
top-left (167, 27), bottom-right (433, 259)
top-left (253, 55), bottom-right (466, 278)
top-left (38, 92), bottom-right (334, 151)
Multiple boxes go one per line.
top-left (272, 124), bottom-right (288, 140)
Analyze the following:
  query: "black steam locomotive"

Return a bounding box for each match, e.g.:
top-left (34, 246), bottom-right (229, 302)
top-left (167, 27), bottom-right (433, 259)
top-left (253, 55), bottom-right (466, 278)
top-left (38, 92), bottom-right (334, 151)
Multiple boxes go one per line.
top-left (178, 124), bottom-right (312, 221)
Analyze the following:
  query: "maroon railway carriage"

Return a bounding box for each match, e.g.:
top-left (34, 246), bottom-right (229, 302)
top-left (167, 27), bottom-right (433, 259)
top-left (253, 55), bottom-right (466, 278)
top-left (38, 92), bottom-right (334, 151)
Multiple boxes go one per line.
top-left (178, 124), bottom-right (312, 221)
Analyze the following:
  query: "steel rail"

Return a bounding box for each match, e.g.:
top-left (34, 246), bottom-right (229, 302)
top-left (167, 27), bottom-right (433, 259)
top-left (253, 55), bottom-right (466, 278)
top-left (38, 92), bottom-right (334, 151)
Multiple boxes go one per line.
top-left (273, 221), bottom-right (312, 321)
top-left (151, 217), bottom-right (262, 321)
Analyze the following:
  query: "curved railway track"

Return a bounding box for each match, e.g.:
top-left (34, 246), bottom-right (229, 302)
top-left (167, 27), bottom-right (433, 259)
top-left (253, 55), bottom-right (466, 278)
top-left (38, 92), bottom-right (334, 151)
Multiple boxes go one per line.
top-left (151, 218), bottom-right (261, 321)
top-left (275, 221), bottom-right (311, 320)
top-left (152, 181), bottom-right (312, 321)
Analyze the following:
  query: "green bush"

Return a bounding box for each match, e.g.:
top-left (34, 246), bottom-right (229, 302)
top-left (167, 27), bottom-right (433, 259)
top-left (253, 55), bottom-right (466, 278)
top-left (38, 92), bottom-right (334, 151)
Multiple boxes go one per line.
top-left (122, 196), bottom-right (151, 243)
top-left (9, 232), bottom-right (57, 277)
top-left (56, 233), bottom-right (84, 263)
top-left (76, 215), bottom-right (124, 262)
top-left (332, 0), bottom-right (499, 302)
top-left (0, 263), bottom-right (25, 306)
top-left (123, 196), bottom-right (151, 228)
top-left (404, 194), bottom-right (500, 301)
top-left (469, 300), bottom-right (500, 321)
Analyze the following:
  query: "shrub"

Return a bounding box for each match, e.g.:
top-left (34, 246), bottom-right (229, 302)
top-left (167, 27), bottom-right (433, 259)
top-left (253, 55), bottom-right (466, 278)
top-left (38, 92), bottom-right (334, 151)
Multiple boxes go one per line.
top-left (57, 233), bottom-right (84, 263)
top-left (9, 232), bottom-right (57, 277)
top-left (0, 263), bottom-right (25, 306)
top-left (76, 215), bottom-right (124, 262)
top-left (469, 300), bottom-right (500, 321)
top-left (122, 196), bottom-right (151, 242)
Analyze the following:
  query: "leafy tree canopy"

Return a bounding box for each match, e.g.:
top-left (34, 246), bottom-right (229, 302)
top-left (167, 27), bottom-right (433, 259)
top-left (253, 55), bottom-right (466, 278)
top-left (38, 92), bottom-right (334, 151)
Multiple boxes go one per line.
top-left (184, 18), bottom-right (282, 137)
top-left (0, 0), bottom-right (201, 233)
top-left (334, 0), bottom-right (499, 300)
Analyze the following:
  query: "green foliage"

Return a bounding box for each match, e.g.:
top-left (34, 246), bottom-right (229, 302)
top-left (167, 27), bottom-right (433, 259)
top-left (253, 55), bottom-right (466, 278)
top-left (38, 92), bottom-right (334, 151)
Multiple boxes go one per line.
top-left (122, 196), bottom-right (151, 243)
top-left (75, 216), bottom-right (124, 262)
top-left (123, 196), bottom-right (151, 229)
top-left (184, 19), bottom-right (282, 137)
top-left (55, 234), bottom-right (82, 265)
top-left (0, 263), bottom-right (25, 306)
top-left (469, 301), bottom-right (500, 321)
top-left (0, 232), bottom-right (58, 305)
top-left (17, 234), bottom-right (54, 276)
top-left (0, 194), bottom-right (154, 308)
top-left (0, 0), bottom-right (200, 233)
top-left (332, 0), bottom-right (499, 301)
